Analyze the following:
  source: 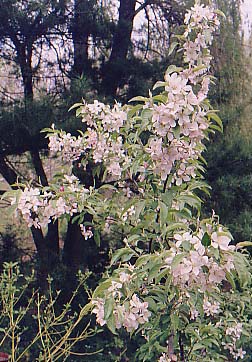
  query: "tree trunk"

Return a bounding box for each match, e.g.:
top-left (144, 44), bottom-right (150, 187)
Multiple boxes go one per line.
top-left (17, 42), bottom-right (34, 101)
top-left (102, 0), bottom-right (136, 97)
top-left (71, 0), bottom-right (94, 78)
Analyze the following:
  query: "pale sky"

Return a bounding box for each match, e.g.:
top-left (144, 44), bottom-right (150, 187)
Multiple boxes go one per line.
top-left (241, 0), bottom-right (252, 38)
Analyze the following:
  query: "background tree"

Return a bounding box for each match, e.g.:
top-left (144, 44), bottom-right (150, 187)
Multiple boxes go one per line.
top-left (203, 0), bottom-right (252, 243)
top-left (0, 0), bottom-right (186, 280)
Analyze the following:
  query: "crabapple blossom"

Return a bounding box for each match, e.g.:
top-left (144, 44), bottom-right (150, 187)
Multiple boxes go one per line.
top-left (119, 271), bottom-right (132, 284)
top-left (92, 293), bottom-right (151, 333)
top-left (80, 224), bottom-right (93, 240)
top-left (203, 298), bottom-right (220, 316)
top-left (45, 1), bottom-right (221, 189)
top-left (48, 131), bottom-right (85, 162)
top-left (5, 2), bottom-right (250, 360)
top-left (91, 298), bottom-right (106, 326)
top-left (223, 323), bottom-right (246, 360)
top-left (211, 230), bottom-right (234, 251)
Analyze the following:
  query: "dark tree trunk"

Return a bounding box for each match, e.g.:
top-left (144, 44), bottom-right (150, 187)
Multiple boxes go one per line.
top-left (63, 160), bottom-right (102, 271)
top-left (0, 156), bottom-right (18, 187)
top-left (110, 0), bottom-right (136, 63)
top-left (16, 42), bottom-right (34, 101)
top-left (29, 146), bottom-right (60, 269)
top-left (102, 0), bottom-right (136, 97)
top-left (71, 0), bottom-right (94, 78)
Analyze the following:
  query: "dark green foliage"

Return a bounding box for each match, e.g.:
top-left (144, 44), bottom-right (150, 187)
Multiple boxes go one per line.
top-left (202, 0), bottom-right (252, 244)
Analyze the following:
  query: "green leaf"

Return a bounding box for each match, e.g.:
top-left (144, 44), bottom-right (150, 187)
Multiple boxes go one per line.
top-left (94, 229), bottom-right (101, 247)
top-left (236, 241), bottom-right (252, 249)
top-left (93, 280), bottom-right (112, 298)
top-left (104, 297), bottom-right (114, 320)
top-left (144, 297), bottom-right (157, 312)
top-left (215, 9), bottom-right (226, 18)
top-left (127, 104), bottom-right (143, 119)
top-left (168, 42), bottom-right (179, 56)
top-left (170, 313), bottom-right (179, 332)
top-left (68, 102), bottom-right (83, 112)
top-left (153, 81), bottom-right (167, 90)
top-left (159, 201), bottom-right (168, 227)
top-left (233, 253), bottom-right (251, 287)
top-left (164, 223), bottom-right (188, 235)
top-left (207, 112), bottom-right (223, 132)
top-left (141, 108), bottom-right (152, 123)
top-left (171, 253), bottom-right (185, 268)
top-left (129, 96), bottom-right (149, 103)
top-left (148, 264), bottom-right (163, 282)
top-left (134, 200), bottom-right (146, 219)
top-left (192, 65), bottom-right (207, 73)
top-left (110, 248), bottom-right (136, 266)
top-left (202, 232), bottom-right (211, 247)
top-left (192, 343), bottom-right (207, 351)
top-left (152, 95), bottom-right (167, 103)
top-left (173, 125), bottom-right (180, 139)
top-left (165, 65), bottom-right (183, 76)
top-left (178, 194), bottom-right (202, 210)
top-left (106, 314), bottom-right (117, 335)
top-left (225, 271), bottom-right (236, 290)
top-left (161, 190), bottom-right (175, 208)
top-left (135, 254), bottom-right (151, 268)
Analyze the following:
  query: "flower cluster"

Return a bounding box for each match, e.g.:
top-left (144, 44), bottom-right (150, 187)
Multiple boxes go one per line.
top-left (48, 101), bottom-right (128, 179)
top-left (11, 187), bottom-right (78, 228)
top-left (48, 132), bottom-right (85, 162)
top-left (91, 266), bottom-right (151, 333)
top-left (80, 224), bottom-right (93, 240)
top-left (164, 227), bottom-right (235, 290)
top-left (145, 3), bottom-right (220, 185)
top-left (203, 297), bottom-right (220, 316)
top-left (223, 323), bottom-right (246, 360)
top-left (158, 353), bottom-right (177, 362)
top-left (10, 174), bottom-right (87, 229)
top-left (92, 292), bottom-right (151, 333)
top-left (45, 3), bottom-right (221, 189)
